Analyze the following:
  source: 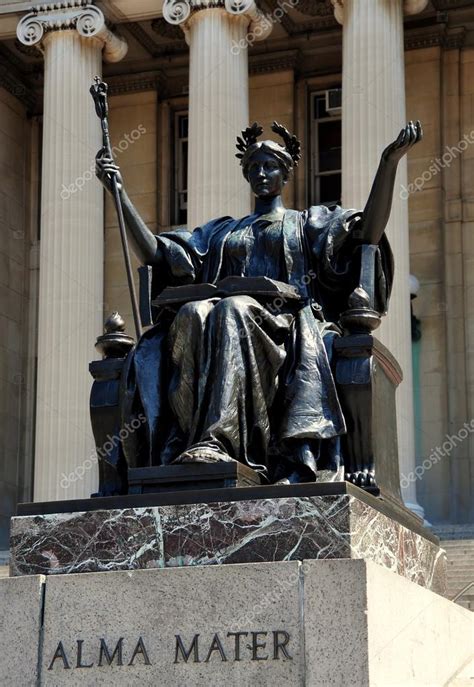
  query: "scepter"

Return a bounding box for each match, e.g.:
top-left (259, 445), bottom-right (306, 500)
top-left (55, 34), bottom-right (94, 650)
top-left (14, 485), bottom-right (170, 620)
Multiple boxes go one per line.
top-left (90, 76), bottom-right (143, 340)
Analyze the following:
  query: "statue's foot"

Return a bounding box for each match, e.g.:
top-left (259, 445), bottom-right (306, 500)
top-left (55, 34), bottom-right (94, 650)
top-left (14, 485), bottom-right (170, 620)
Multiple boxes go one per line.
top-left (272, 441), bottom-right (318, 485)
top-left (274, 471), bottom-right (302, 485)
top-left (172, 443), bottom-right (235, 465)
top-left (273, 468), bottom-right (316, 485)
top-left (345, 469), bottom-right (376, 488)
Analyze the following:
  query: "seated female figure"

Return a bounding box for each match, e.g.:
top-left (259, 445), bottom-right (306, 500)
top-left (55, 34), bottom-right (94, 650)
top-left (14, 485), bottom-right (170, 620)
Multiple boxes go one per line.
top-left (96, 120), bottom-right (422, 484)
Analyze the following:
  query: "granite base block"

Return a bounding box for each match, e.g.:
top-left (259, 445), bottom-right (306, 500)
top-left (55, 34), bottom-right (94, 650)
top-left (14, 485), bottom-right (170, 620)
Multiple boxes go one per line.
top-left (304, 559), bottom-right (474, 687)
top-left (1, 560), bottom-right (472, 686)
top-left (10, 487), bottom-right (446, 595)
top-left (41, 562), bottom-right (303, 687)
top-left (0, 575), bottom-right (45, 686)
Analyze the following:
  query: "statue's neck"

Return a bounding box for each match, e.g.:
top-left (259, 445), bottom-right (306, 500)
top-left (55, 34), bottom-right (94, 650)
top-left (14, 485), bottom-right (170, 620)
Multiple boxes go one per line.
top-left (254, 195), bottom-right (286, 217)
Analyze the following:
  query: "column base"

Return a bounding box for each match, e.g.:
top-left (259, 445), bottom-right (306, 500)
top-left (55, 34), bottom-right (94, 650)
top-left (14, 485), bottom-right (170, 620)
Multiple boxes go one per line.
top-left (404, 499), bottom-right (428, 523)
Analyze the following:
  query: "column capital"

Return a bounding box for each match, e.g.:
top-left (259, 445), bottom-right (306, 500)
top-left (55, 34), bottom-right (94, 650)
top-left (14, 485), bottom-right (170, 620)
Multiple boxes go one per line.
top-left (163, 0), bottom-right (272, 42)
top-left (16, 2), bottom-right (128, 63)
top-left (331, 0), bottom-right (429, 25)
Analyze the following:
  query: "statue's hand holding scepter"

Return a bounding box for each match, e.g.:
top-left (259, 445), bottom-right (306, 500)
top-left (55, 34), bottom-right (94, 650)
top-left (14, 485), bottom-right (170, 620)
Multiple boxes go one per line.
top-left (90, 77), bottom-right (143, 339)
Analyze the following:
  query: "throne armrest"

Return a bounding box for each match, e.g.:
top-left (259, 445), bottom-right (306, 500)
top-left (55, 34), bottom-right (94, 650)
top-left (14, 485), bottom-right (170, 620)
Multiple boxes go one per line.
top-left (89, 315), bottom-right (135, 497)
top-left (340, 244), bottom-right (381, 335)
top-left (335, 244), bottom-right (403, 504)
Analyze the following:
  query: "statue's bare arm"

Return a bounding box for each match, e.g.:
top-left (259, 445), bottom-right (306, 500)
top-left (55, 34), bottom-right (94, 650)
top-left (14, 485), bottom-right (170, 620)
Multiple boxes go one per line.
top-left (358, 120), bottom-right (422, 244)
top-left (95, 150), bottom-right (162, 266)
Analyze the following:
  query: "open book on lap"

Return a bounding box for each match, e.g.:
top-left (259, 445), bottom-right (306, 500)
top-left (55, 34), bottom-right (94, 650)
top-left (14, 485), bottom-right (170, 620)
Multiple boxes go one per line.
top-left (153, 276), bottom-right (301, 307)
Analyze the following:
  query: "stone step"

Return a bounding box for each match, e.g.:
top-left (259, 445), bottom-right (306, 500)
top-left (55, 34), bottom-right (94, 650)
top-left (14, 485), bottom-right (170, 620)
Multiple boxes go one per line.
top-left (448, 572), bottom-right (474, 587)
top-left (447, 584), bottom-right (474, 594)
top-left (444, 549), bottom-right (474, 557)
top-left (446, 561), bottom-right (474, 570)
top-left (441, 539), bottom-right (474, 602)
top-left (444, 548), bottom-right (474, 556)
top-left (446, 560), bottom-right (474, 567)
top-left (448, 574), bottom-right (474, 587)
top-left (445, 552), bottom-right (474, 558)
top-left (435, 525), bottom-right (474, 540)
top-left (443, 544), bottom-right (474, 552)
top-left (448, 588), bottom-right (474, 600)
top-left (447, 576), bottom-right (474, 584)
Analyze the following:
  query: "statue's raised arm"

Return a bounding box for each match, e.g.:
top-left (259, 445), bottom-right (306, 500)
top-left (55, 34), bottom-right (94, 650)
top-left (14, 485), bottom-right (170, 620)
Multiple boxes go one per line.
top-left (357, 120), bottom-right (423, 245)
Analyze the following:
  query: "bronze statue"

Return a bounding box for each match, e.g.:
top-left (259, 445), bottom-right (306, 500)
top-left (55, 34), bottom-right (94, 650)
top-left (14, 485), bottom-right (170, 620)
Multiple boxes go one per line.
top-left (95, 115), bottom-right (422, 488)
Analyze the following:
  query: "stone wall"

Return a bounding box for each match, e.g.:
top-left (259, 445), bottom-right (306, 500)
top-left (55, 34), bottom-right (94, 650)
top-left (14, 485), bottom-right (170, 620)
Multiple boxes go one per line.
top-left (406, 47), bottom-right (474, 523)
top-left (0, 87), bottom-right (31, 548)
top-left (460, 48), bottom-right (474, 524)
top-left (406, 47), bottom-right (448, 521)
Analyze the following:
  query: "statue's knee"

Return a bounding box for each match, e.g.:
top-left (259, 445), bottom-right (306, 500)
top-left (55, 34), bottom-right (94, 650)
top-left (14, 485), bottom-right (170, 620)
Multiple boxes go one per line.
top-left (175, 299), bottom-right (212, 328)
top-left (214, 295), bottom-right (254, 319)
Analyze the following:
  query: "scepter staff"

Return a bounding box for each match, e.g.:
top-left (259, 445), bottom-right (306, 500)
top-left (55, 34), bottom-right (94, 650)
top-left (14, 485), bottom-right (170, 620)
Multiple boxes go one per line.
top-left (90, 76), bottom-right (143, 340)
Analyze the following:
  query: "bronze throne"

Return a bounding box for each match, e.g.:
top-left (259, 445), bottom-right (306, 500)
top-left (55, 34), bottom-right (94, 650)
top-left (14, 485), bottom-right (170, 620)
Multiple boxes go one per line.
top-left (89, 245), bottom-right (403, 504)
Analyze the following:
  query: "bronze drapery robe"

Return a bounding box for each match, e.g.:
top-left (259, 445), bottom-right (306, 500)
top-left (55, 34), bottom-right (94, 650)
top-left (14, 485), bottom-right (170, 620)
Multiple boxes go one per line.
top-left (122, 205), bottom-right (393, 481)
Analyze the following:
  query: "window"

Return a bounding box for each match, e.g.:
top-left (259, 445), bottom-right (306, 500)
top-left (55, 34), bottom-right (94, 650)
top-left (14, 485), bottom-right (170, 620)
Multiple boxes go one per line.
top-left (310, 90), bottom-right (342, 207)
top-left (173, 112), bottom-right (188, 225)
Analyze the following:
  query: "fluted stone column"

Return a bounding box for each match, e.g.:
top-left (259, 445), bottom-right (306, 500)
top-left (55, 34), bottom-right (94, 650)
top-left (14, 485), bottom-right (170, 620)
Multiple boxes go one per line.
top-left (332, 0), bottom-right (428, 518)
top-left (164, 0), bottom-right (271, 228)
top-left (17, 4), bottom-right (127, 502)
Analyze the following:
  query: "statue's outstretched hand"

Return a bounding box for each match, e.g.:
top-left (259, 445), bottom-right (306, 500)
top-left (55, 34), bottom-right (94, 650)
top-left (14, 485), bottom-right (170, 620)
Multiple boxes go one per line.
top-left (95, 147), bottom-right (124, 194)
top-left (382, 120), bottom-right (422, 164)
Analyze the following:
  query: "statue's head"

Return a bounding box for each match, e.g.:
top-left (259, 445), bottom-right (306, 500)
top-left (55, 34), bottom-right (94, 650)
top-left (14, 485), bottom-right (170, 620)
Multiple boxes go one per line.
top-left (237, 122), bottom-right (301, 198)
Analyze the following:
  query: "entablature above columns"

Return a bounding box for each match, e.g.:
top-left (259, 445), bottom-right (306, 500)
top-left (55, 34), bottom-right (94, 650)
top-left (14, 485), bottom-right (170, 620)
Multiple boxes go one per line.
top-left (16, 2), bottom-right (128, 62)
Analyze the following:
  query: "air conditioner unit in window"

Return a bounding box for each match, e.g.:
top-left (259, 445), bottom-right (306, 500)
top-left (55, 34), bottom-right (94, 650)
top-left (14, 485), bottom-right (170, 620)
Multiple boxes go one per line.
top-left (325, 88), bottom-right (342, 116)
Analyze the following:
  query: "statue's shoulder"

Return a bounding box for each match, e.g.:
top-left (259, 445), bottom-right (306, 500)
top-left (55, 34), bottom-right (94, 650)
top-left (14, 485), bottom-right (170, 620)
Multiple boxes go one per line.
top-left (305, 204), bottom-right (342, 229)
top-left (305, 204), bottom-right (360, 230)
top-left (170, 225), bottom-right (192, 236)
top-left (200, 215), bottom-right (237, 236)
top-left (162, 216), bottom-right (236, 237)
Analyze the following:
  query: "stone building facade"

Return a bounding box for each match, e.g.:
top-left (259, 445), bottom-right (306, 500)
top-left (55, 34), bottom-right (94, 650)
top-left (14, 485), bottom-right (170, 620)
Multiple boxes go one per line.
top-left (0, 0), bottom-right (473, 550)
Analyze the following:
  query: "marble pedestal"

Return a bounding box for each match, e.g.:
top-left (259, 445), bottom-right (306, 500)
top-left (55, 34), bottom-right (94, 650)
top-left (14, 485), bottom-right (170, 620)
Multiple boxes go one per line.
top-left (0, 560), bottom-right (472, 686)
top-left (10, 483), bottom-right (446, 595)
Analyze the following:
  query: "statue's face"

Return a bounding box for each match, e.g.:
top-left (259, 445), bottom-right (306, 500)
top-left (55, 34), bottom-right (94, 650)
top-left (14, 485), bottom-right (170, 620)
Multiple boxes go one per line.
top-left (246, 150), bottom-right (287, 198)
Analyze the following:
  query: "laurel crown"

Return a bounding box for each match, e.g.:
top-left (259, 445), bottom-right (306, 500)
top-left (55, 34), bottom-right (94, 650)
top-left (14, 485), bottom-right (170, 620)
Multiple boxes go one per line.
top-left (235, 122), bottom-right (264, 160)
top-left (236, 121), bottom-right (301, 167)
